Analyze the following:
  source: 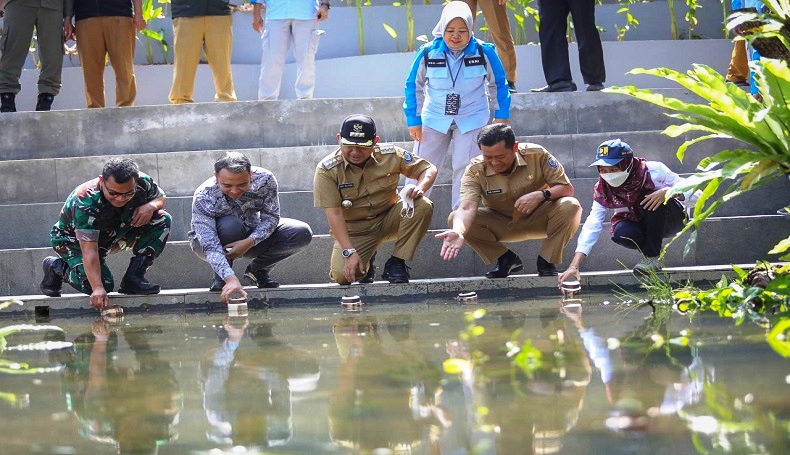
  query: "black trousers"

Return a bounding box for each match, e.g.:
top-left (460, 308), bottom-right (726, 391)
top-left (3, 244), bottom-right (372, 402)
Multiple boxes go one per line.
top-left (611, 200), bottom-right (685, 258)
top-left (537, 0), bottom-right (605, 85)
top-left (214, 215), bottom-right (312, 274)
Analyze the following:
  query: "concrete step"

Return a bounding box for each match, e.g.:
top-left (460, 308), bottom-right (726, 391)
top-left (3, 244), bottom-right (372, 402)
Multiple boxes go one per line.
top-left (0, 90), bottom-right (710, 161)
top-left (2, 215), bottom-right (787, 297)
top-left (0, 130), bottom-right (752, 204)
top-left (2, 178), bottom-right (787, 250)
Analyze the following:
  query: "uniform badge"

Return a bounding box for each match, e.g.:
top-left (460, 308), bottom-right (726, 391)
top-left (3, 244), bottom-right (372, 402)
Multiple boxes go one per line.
top-left (547, 156), bottom-right (559, 169)
top-left (402, 151), bottom-right (414, 163)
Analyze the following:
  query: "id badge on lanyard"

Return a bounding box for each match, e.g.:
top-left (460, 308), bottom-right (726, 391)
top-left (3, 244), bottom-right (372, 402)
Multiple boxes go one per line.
top-left (445, 52), bottom-right (463, 116)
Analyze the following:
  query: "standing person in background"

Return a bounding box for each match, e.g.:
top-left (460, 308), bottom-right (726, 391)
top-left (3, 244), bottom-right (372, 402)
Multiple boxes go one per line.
top-left (530, 0), bottom-right (605, 92)
top-left (461, 0), bottom-right (518, 93)
top-left (404, 0), bottom-right (510, 210)
top-left (557, 139), bottom-right (694, 280)
top-left (168, 0), bottom-right (237, 104)
top-left (251, 0), bottom-right (329, 100)
top-left (65, 0), bottom-right (146, 108)
top-left (0, 0), bottom-right (67, 112)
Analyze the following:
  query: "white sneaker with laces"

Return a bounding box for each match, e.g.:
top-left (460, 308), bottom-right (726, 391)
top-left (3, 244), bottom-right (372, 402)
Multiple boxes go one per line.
top-left (633, 257), bottom-right (662, 275)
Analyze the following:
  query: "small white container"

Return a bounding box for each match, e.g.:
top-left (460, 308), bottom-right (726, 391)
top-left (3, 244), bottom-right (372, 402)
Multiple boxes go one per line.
top-left (341, 295), bottom-right (362, 311)
top-left (101, 305), bottom-right (124, 322)
top-left (560, 280), bottom-right (582, 300)
top-left (457, 291), bottom-right (478, 303)
top-left (228, 297), bottom-right (248, 316)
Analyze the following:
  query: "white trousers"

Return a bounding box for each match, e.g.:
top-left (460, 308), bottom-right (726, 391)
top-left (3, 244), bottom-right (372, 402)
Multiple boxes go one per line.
top-left (406, 124), bottom-right (482, 210)
top-left (258, 18), bottom-right (321, 100)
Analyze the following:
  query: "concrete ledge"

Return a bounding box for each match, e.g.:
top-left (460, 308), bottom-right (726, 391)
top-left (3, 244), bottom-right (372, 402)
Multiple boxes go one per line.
top-left (0, 264), bottom-right (749, 317)
top-left (1, 215), bottom-right (787, 296)
top-left (0, 90), bottom-right (710, 161)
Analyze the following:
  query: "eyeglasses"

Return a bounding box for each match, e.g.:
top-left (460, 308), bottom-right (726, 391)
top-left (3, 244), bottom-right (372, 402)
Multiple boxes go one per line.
top-left (103, 185), bottom-right (136, 198)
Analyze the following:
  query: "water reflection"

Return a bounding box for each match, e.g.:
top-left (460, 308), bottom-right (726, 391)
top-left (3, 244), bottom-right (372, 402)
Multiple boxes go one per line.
top-left (62, 320), bottom-right (181, 454)
top-left (203, 317), bottom-right (320, 450)
top-left (329, 315), bottom-right (441, 453)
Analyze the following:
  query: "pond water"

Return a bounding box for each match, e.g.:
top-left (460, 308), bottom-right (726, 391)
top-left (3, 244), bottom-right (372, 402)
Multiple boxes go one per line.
top-left (1, 294), bottom-right (788, 455)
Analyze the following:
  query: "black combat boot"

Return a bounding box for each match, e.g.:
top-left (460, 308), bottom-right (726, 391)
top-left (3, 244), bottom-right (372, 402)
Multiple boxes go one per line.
top-left (40, 256), bottom-right (68, 297)
top-left (209, 259), bottom-right (233, 292)
top-left (35, 93), bottom-right (54, 111)
top-left (0, 93), bottom-right (16, 112)
top-left (244, 265), bottom-right (280, 288)
top-left (118, 256), bottom-right (161, 295)
top-left (358, 252), bottom-right (377, 284)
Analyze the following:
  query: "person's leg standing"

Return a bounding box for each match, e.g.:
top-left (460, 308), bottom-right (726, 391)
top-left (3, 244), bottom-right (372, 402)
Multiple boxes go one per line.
top-left (35, 5), bottom-right (65, 98)
top-left (257, 18), bottom-right (291, 100)
top-left (405, 125), bottom-right (452, 199)
top-left (243, 218), bottom-right (313, 275)
top-left (290, 18), bottom-right (320, 99)
top-left (478, 0), bottom-right (517, 85)
top-left (568, 0), bottom-right (605, 86)
top-left (203, 14), bottom-right (236, 102)
top-left (537, 0), bottom-right (572, 85)
top-left (105, 16), bottom-right (137, 107)
top-left (75, 17), bottom-right (108, 108)
top-left (0, 4), bottom-right (37, 98)
top-left (169, 17), bottom-right (204, 104)
top-left (449, 126), bottom-right (481, 210)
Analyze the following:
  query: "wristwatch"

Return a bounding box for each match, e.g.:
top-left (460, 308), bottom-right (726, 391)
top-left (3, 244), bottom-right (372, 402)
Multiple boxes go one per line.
top-left (342, 248), bottom-right (357, 258)
top-left (542, 189), bottom-right (552, 201)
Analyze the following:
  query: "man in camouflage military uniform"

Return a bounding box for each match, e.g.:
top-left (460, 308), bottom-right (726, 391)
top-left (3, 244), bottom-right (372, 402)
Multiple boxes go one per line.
top-left (40, 158), bottom-right (171, 309)
top-left (313, 114), bottom-right (438, 285)
top-left (437, 123), bottom-right (581, 278)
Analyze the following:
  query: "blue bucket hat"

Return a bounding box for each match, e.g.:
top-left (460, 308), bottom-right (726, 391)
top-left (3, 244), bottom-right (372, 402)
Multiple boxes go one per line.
top-left (589, 139), bottom-right (633, 167)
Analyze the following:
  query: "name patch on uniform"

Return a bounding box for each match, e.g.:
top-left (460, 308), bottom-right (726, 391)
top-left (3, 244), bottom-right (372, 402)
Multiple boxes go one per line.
top-left (486, 189), bottom-right (503, 195)
top-left (338, 183), bottom-right (354, 189)
top-left (464, 57), bottom-right (484, 66)
top-left (547, 156), bottom-right (559, 170)
top-left (426, 59), bottom-right (447, 68)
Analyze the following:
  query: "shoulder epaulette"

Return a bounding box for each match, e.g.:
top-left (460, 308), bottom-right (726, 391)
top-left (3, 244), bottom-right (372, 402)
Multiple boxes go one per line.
top-left (378, 144), bottom-right (397, 154)
top-left (321, 154), bottom-right (343, 170)
top-left (518, 143), bottom-right (548, 155)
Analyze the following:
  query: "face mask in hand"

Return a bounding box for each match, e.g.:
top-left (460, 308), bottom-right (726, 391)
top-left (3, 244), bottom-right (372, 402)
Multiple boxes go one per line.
top-left (600, 171), bottom-right (630, 187)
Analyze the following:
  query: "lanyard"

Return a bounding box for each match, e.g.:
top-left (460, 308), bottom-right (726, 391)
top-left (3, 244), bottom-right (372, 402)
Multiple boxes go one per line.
top-left (444, 52), bottom-right (464, 90)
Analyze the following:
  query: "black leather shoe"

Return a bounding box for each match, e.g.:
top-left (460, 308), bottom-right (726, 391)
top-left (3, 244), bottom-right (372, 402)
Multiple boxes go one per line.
top-left (382, 256), bottom-right (410, 284)
top-left (537, 255), bottom-right (558, 276)
top-left (35, 93), bottom-right (54, 111)
top-left (0, 93), bottom-right (16, 112)
top-left (507, 80), bottom-right (517, 93)
top-left (41, 256), bottom-right (67, 297)
top-left (586, 83), bottom-right (605, 91)
top-left (485, 250), bottom-right (523, 279)
top-left (244, 267), bottom-right (280, 288)
top-left (359, 252), bottom-right (377, 284)
top-left (209, 274), bottom-right (225, 292)
top-left (530, 81), bottom-right (577, 93)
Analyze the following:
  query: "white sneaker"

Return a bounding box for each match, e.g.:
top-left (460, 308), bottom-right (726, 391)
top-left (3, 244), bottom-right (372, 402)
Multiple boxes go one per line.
top-left (633, 257), bottom-right (662, 275)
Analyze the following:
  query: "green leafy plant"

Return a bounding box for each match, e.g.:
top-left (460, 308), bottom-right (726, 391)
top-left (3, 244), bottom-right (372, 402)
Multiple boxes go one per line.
top-left (355, 0), bottom-right (371, 55)
top-left (506, 0), bottom-right (540, 45)
top-left (138, 0), bottom-right (171, 65)
top-left (614, 0), bottom-right (641, 41)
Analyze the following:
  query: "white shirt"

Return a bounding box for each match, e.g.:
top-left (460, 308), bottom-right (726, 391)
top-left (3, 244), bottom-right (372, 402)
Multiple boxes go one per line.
top-left (575, 161), bottom-right (696, 256)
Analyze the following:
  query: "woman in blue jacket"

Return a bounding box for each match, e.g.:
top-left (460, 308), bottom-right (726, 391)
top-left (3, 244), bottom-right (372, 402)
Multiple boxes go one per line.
top-left (403, 1), bottom-right (511, 210)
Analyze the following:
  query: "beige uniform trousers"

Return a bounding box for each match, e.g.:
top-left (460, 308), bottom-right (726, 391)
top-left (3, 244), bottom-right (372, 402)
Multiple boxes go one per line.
top-left (169, 15), bottom-right (236, 104)
top-left (75, 16), bottom-right (137, 108)
top-left (330, 197), bottom-right (433, 284)
top-left (462, 0), bottom-right (517, 82)
top-left (726, 39), bottom-right (749, 83)
top-left (453, 197), bottom-right (581, 265)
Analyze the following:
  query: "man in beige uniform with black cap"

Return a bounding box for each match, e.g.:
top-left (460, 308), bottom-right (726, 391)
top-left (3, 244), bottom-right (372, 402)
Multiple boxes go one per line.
top-left (313, 114), bottom-right (437, 285)
top-left (437, 123), bottom-right (582, 278)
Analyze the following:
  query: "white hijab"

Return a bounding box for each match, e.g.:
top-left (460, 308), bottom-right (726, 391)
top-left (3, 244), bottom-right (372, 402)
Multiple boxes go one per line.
top-left (431, 1), bottom-right (474, 39)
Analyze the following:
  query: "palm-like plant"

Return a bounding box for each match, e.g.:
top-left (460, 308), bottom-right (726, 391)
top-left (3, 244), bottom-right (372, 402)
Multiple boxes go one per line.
top-left (605, 0), bottom-right (790, 260)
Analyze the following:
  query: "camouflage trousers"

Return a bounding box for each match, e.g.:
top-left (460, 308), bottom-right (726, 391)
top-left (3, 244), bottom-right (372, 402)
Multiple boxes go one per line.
top-left (54, 211), bottom-right (171, 293)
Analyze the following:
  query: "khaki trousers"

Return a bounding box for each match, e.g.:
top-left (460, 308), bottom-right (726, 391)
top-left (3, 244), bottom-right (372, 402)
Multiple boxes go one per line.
top-left (75, 16), bottom-right (136, 108)
top-left (463, 0), bottom-right (517, 82)
top-left (726, 39), bottom-right (749, 83)
top-left (329, 197), bottom-right (433, 284)
top-left (169, 15), bottom-right (236, 104)
top-left (453, 197), bottom-right (581, 265)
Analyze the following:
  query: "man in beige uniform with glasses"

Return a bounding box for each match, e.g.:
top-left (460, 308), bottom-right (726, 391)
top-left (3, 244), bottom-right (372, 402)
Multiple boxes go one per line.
top-left (313, 114), bottom-right (437, 285)
top-left (437, 123), bottom-right (581, 278)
